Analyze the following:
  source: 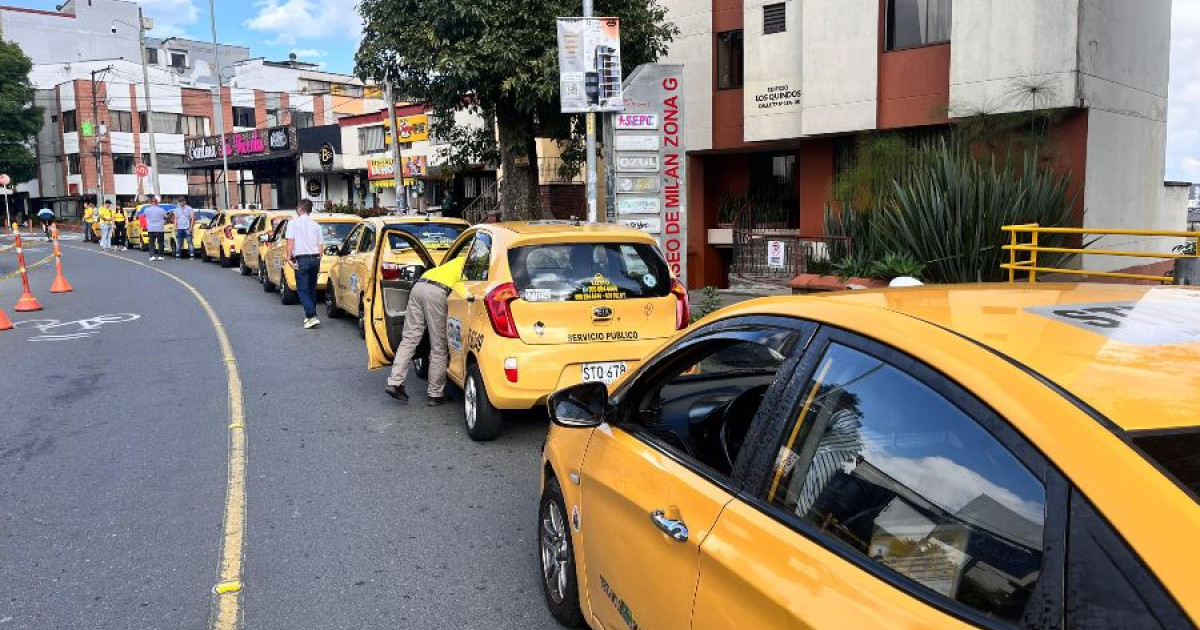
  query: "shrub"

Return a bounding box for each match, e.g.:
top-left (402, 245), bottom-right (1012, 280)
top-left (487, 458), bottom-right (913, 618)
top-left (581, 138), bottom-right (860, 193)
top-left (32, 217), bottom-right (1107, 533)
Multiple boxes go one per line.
top-left (690, 285), bottom-right (723, 323)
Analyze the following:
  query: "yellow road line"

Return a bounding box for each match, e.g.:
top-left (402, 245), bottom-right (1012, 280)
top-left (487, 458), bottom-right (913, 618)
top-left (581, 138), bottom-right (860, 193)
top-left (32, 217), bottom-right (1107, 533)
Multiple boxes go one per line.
top-left (0, 253), bottom-right (54, 283)
top-left (68, 245), bottom-right (247, 630)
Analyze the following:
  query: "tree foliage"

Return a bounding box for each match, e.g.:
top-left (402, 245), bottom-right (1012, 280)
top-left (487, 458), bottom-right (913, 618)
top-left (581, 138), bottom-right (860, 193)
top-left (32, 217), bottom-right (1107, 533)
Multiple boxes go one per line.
top-left (0, 41), bottom-right (43, 183)
top-left (355, 0), bottom-right (677, 217)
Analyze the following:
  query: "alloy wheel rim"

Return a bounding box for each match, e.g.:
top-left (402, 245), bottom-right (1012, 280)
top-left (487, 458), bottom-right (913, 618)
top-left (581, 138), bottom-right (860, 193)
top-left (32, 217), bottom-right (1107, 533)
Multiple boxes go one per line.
top-left (540, 501), bottom-right (569, 603)
top-left (464, 378), bottom-right (477, 429)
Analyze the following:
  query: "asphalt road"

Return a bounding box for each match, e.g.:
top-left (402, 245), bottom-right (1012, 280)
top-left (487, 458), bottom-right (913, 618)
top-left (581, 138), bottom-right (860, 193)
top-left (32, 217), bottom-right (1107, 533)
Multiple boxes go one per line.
top-left (0, 240), bottom-right (561, 630)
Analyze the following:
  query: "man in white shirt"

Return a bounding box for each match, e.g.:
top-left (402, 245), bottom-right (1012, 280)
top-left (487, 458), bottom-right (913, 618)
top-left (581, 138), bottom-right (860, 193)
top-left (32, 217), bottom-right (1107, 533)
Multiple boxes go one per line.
top-left (285, 199), bottom-right (323, 329)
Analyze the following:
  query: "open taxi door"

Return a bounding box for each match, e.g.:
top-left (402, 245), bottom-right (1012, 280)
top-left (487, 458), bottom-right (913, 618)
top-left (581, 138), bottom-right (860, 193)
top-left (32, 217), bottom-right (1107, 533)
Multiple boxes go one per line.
top-left (364, 227), bottom-right (437, 369)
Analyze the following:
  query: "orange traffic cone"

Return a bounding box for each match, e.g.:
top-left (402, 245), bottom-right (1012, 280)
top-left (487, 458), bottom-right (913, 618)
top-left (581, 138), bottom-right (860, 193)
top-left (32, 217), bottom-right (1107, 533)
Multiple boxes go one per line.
top-left (49, 226), bottom-right (72, 293)
top-left (11, 228), bottom-right (43, 312)
top-left (0, 306), bottom-right (12, 331)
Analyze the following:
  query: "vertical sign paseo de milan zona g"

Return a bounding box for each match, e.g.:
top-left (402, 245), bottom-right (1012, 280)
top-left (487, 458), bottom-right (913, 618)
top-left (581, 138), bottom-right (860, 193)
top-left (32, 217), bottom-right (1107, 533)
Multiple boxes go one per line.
top-left (556, 18), bottom-right (623, 113)
top-left (612, 64), bottom-right (687, 284)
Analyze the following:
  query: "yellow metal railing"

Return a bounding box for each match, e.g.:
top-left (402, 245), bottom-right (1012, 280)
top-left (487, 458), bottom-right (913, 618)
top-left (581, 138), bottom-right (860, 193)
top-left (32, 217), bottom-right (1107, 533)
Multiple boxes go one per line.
top-left (1001, 224), bottom-right (1200, 283)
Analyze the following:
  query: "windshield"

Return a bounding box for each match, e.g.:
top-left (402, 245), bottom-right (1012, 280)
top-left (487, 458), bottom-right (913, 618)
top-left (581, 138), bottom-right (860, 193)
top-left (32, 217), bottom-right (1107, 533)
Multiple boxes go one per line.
top-left (320, 222), bottom-right (358, 246)
top-left (196, 211), bottom-right (217, 222)
top-left (230, 214), bottom-right (255, 229)
top-left (508, 242), bottom-right (671, 302)
top-left (386, 223), bottom-right (466, 251)
top-left (1132, 429), bottom-right (1200, 498)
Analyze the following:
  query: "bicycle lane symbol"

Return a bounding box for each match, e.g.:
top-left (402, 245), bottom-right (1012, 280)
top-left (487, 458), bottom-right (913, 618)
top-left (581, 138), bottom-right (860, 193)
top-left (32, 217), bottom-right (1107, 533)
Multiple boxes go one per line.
top-left (13, 313), bottom-right (141, 341)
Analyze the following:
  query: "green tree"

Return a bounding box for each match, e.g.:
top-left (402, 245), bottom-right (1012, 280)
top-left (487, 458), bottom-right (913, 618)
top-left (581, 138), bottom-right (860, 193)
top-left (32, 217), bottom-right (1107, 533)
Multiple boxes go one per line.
top-left (355, 0), bottom-right (676, 218)
top-left (0, 41), bottom-right (43, 183)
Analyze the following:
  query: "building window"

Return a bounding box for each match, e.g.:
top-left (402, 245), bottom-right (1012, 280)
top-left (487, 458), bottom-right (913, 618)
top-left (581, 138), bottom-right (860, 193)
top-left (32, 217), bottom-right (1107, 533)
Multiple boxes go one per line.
top-left (113, 154), bottom-right (137, 175)
top-left (266, 108), bottom-right (281, 126)
top-left (763, 3), bottom-right (786, 34)
top-left (359, 125), bottom-right (387, 154)
top-left (138, 112), bottom-right (184, 134)
top-left (291, 111), bottom-right (314, 128)
top-left (66, 153), bottom-right (80, 175)
top-left (182, 115), bottom-right (210, 137)
top-left (232, 106), bottom-right (256, 129)
top-left (168, 50), bottom-right (188, 69)
top-left (62, 110), bottom-right (78, 133)
top-left (157, 154), bottom-right (184, 173)
top-left (716, 30), bottom-right (744, 90)
top-left (886, 0), bottom-right (952, 50)
top-left (145, 47), bottom-right (159, 64)
top-left (108, 110), bottom-right (134, 133)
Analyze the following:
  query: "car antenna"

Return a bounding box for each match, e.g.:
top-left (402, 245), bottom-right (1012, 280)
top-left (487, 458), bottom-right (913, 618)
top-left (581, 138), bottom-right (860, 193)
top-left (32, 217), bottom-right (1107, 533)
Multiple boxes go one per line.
top-left (570, 215), bottom-right (581, 227)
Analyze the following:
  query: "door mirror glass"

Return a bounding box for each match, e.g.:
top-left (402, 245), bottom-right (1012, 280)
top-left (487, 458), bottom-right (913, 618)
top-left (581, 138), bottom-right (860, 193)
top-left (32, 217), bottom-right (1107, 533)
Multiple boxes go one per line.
top-left (323, 244), bottom-right (340, 256)
top-left (547, 381), bottom-right (609, 428)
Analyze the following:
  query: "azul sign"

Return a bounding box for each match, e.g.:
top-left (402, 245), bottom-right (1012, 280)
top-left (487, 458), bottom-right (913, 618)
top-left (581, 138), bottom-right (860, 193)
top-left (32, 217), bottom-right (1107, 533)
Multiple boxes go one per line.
top-left (184, 126), bottom-right (296, 162)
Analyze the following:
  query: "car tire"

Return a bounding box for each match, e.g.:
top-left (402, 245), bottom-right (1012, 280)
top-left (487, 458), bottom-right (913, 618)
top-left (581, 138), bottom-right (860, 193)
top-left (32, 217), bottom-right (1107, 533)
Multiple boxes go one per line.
top-left (325, 282), bottom-right (344, 318)
top-left (464, 363), bottom-right (502, 442)
top-left (357, 296), bottom-right (366, 339)
top-left (219, 249), bottom-right (233, 268)
top-left (280, 278), bottom-right (298, 305)
top-left (538, 476), bottom-right (585, 628)
top-left (202, 247), bottom-right (211, 263)
top-left (141, 241), bottom-right (149, 252)
top-left (412, 356), bottom-right (429, 380)
top-left (263, 268), bottom-right (277, 293)
top-left (239, 256), bottom-right (252, 276)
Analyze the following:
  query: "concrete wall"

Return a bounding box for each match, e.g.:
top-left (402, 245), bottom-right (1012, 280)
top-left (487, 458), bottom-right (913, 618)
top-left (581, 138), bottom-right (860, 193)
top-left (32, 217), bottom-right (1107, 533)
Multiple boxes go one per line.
top-left (799, 0), bottom-right (877, 136)
top-left (660, 0), bottom-right (713, 151)
top-left (0, 0), bottom-right (140, 65)
top-left (949, 0), bottom-right (1080, 116)
top-left (743, 0), bottom-right (803, 141)
top-left (145, 37), bottom-right (249, 88)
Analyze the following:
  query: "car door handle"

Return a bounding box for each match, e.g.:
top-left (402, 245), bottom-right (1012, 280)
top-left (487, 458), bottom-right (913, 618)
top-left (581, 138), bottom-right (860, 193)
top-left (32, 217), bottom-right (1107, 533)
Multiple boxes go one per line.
top-left (650, 509), bottom-right (689, 543)
top-left (466, 295), bottom-right (476, 303)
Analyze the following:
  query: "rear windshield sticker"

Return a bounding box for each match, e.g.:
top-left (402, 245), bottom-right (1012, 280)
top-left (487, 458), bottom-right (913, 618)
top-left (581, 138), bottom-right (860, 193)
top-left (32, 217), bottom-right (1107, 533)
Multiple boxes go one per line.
top-left (447, 317), bottom-right (463, 351)
top-left (1026, 292), bottom-right (1200, 345)
top-left (642, 274), bottom-right (658, 288)
top-left (523, 288), bottom-right (553, 302)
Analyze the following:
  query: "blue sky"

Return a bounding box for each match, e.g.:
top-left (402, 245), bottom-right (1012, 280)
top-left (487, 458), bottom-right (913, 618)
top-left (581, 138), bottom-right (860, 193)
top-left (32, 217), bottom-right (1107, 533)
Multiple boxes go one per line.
top-left (12, 1), bottom-right (1200, 181)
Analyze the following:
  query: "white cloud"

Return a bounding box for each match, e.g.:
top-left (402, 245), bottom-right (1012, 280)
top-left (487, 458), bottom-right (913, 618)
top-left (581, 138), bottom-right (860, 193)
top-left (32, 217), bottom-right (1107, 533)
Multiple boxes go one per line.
top-left (244, 0), bottom-right (362, 47)
top-left (291, 48), bottom-right (326, 59)
top-left (1167, 1), bottom-right (1200, 181)
top-left (138, 0), bottom-right (202, 38)
top-left (869, 452), bottom-right (1045, 527)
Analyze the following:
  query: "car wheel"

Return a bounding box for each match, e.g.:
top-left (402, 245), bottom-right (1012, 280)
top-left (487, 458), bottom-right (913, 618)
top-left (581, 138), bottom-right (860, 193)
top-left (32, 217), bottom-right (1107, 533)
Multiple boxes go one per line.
top-left (202, 246), bottom-right (211, 263)
top-left (219, 249), bottom-right (233, 268)
top-left (464, 363), bottom-right (502, 441)
top-left (280, 278), bottom-right (298, 305)
top-left (239, 256), bottom-right (252, 276)
top-left (539, 477), bottom-right (584, 627)
top-left (357, 296), bottom-right (366, 339)
top-left (412, 356), bottom-right (429, 380)
top-left (325, 282), bottom-right (344, 318)
top-left (262, 268), bottom-right (277, 293)
top-left (141, 240), bottom-right (149, 252)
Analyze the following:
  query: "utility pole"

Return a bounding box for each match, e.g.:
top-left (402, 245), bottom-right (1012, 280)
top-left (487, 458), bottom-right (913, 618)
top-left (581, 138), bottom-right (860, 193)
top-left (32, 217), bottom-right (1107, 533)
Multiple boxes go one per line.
top-left (208, 0), bottom-right (231, 208)
top-left (90, 67), bottom-right (108, 205)
top-left (384, 80), bottom-right (408, 213)
top-left (137, 7), bottom-right (161, 199)
top-left (583, 0), bottom-right (598, 223)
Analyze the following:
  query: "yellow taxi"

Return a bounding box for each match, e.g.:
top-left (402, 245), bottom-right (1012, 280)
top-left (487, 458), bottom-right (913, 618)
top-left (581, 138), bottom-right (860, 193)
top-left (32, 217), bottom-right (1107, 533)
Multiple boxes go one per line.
top-left (130, 203), bottom-right (178, 252)
top-left (121, 207), bottom-right (139, 244)
top-left (365, 221), bottom-right (689, 441)
top-left (190, 209), bottom-right (217, 255)
top-left (325, 215), bottom-right (470, 337)
top-left (239, 210), bottom-right (296, 277)
top-left (538, 283), bottom-right (1200, 630)
top-left (262, 213), bottom-right (362, 305)
top-left (201, 209), bottom-right (261, 267)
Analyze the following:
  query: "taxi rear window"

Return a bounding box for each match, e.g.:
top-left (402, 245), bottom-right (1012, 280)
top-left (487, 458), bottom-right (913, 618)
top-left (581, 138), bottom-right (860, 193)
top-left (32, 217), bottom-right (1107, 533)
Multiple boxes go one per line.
top-left (508, 242), bottom-right (670, 302)
top-left (387, 224), bottom-right (465, 251)
top-left (230, 214), bottom-right (254, 229)
top-left (1131, 429), bottom-right (1200, 499)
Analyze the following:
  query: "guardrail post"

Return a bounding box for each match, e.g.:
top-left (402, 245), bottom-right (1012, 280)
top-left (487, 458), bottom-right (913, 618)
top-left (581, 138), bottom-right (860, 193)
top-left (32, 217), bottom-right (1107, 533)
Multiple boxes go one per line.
top-left (1008, 229), bottom-right (1017, 283)
top-left (1028, 231), bottom-right (1039, 284)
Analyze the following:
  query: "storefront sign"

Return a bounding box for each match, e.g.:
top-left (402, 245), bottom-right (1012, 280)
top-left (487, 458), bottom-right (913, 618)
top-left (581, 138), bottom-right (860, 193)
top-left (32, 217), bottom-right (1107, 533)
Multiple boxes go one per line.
top-left (402, 155), bottom-right (427, 177)
top-left (614, 135), bottom-right (658, 152)
top-left (615, 153), bottom-right (659, 172)
top-left (614, 113), bottom-right (658, 130)
top-left (612, 64), bottom-right (687, 283)
top-left (752, 83), bottom-right (802, 111)
top-left (618, 217), bottom-right (662, 233)
top-left (319, 143), bottom-right (336, 171)
top-left (367, 158), bottom-right (395, 180)
top-left (557, 18), bottom-right (623, 113)
top-left (616, 176), bottom-right (660, 193)
top-left (306, 178), bottom-right (323, 197)
top-left (617, 197), bottom-right (660, 215)
top-left (391, 115), bottom-right (429, 143)
top-left (184, 125), bottom-right (297, 162)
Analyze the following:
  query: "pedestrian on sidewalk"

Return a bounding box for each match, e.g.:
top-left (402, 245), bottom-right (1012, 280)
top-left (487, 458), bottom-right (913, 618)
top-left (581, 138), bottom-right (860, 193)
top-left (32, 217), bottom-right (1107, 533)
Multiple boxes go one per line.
top-left (82, 202), bottom-right (96, 243)
top-left (173, 197), bottom-right (195, 259)
top-left (112, 203), bottom-right (127, 250)
top-left (285, 199), bottom-right (323, 329)
top-left (98, 202), bottom-right (115, 250)
top-left (383, 252), bottom-right (465, 406)
top-left (143, 197), bottom-right (169, 261)
top-left (37, 206), bottom-right (55, 239)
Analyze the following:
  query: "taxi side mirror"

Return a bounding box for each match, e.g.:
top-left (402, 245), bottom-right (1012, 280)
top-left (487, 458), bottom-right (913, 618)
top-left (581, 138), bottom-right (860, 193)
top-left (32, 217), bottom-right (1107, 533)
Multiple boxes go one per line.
top-left (323, 244), bottom-right (340, 256)
top-left (547, 381), bottom-right (609, 429)
top-left (259, 234), bottom-right (271, 242)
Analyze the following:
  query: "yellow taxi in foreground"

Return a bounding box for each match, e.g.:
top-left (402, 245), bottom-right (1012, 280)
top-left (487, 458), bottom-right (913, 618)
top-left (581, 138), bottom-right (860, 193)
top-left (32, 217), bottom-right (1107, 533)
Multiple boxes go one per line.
top-left (262, 213), bottom-right (362, 304)
top-left (539, 283), bottom-right (1200, 630)
top-left (201, 210), bottom-right (261, 267)
top-left (326, 215), bottom-right (470, 337)
top-left (240, 210), bottom-right (295, 276)
top-left (366, 221), bottom-right (689, 441)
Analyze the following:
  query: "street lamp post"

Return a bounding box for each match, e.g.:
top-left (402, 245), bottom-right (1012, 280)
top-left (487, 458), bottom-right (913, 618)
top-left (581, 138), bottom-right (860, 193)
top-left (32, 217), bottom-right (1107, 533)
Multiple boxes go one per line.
top-left (137, 8), bottom-right (161, 200)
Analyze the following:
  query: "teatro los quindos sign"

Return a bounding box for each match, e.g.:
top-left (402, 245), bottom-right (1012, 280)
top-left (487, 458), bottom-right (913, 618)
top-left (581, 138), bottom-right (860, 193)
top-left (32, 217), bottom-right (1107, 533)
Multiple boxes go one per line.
top-left (184, 126), bottom-right (297, 163)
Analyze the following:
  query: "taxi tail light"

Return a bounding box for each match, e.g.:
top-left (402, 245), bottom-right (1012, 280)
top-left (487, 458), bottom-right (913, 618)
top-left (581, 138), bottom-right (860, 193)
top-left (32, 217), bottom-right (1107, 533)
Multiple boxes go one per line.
top-left (671, 279), bottom-right (690, 330)
top-left (380, 262), bottom-right (401, 281)
top-left (223, 225), bottom-right (234, 240)
top-left (485, 282), bottom-right (521, 339)
top-left (504, 357), bottom-right (518, 383)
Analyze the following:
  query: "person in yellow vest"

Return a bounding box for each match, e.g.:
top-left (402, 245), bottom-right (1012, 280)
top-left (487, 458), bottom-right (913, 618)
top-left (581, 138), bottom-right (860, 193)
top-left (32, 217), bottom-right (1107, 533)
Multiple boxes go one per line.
top-left (82, 202), bottom-right (96, 243)
top-left (384, 254), bottom-right (466, 406)
top-left (111, 201), bottom-right (127, 250)
top-left (98, 202), bottom-right (115, 250)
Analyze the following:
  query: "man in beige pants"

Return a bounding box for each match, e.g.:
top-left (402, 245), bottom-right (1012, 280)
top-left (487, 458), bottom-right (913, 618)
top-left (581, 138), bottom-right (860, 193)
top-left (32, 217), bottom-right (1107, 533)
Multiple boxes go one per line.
top-left (385, 254), bottom-right (466, 406)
